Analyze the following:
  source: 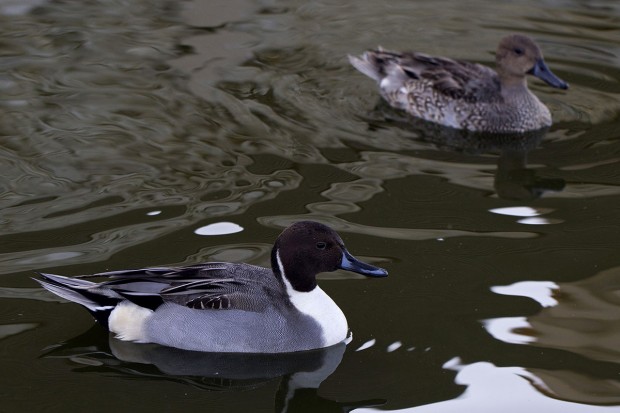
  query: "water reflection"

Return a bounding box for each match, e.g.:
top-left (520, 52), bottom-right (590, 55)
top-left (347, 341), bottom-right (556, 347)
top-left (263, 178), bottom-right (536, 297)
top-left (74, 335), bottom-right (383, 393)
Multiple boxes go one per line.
top-left (194, 221), bottom-right (244, 236)
top-left (0, 0), bottom-right (47, 15)
top-left (0, 0), bottom-right (304, 274)
top-left (494, 148), bottom-right (565, 202)
top-left (487, 266), bottom-right (620, 405)
top-left (530, 266), bottom-right (620, 364)
top-left (259, 214), bottom-right (537, 243)
top-left (489, 207), bottom-right (564, 225)
top-left (355, 358), bottom-right (619, 413)
top-left (45, 328), bottom-right (384, 412)
top-left (365, 112), bottom-right (566, 201)
top-left (0, 323), bottom-right (38, 340)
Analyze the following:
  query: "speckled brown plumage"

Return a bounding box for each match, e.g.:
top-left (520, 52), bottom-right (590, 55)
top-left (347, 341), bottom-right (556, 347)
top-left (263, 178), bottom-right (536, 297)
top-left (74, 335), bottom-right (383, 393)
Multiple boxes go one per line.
top-left (349, 34), bottom-right (568, 133)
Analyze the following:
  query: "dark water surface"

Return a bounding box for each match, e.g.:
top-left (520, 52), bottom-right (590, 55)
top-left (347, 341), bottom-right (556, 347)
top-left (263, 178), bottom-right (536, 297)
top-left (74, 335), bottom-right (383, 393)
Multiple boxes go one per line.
top-left (1, 0), bottom-right (620, 411)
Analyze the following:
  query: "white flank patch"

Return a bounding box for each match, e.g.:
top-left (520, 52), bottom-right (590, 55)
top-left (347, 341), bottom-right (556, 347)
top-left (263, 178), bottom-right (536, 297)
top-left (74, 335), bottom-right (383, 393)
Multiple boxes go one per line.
top-left (380, 76), bottom-right (401, 93)
top-left (277, 251), bottom-right (348, 346)
top-left (108, 301), bottom-right (153, 342)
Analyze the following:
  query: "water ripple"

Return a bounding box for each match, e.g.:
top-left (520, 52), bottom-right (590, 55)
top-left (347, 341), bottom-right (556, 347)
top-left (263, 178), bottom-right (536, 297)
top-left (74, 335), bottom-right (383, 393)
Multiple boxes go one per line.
top-left (258, 215), bottom-right (537, 241)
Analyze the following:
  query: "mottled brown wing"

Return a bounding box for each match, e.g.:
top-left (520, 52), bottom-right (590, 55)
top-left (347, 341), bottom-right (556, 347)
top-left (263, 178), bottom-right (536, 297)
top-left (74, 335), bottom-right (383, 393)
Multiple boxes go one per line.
top-left (398, 52), bottom-right (502, 103)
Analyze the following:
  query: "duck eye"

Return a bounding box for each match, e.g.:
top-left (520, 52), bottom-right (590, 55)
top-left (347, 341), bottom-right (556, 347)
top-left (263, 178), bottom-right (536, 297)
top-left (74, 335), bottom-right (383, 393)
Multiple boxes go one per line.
top-left (316, 242), bottom-right (327, 250)
top-left (514, 47), bottom-right (524, 56)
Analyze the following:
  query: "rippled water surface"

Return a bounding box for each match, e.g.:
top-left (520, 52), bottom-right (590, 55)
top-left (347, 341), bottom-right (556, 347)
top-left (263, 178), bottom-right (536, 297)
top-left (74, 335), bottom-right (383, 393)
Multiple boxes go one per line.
top-left (2, 0), bottom-right (620, 411)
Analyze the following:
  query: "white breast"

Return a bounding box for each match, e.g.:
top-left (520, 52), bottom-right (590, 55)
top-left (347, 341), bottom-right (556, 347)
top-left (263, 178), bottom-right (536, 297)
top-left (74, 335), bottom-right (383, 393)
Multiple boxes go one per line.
top-left (290, 283), bottom-right (348, 346)
top-left (277, 253), bottom-right (348, 346)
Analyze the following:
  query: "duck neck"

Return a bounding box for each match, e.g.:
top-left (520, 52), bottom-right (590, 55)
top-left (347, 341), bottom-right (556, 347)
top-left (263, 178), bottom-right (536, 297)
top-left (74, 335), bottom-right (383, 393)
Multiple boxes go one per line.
top-left (499, 74), bottom-right (530, 100)
top-left (271, 247), bottom-right (317, 293)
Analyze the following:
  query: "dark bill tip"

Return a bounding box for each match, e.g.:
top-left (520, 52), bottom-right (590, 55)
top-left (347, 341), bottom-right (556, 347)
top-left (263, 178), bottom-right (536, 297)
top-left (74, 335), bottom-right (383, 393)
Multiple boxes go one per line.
top-left (529, 58), bottom-right (569, 90)
top-left (340, 250), bottom-right (388, 277)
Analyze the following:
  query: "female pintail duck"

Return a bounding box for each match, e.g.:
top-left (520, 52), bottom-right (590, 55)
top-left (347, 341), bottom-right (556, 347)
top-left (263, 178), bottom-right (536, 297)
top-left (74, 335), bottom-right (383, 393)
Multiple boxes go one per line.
top-left (349, 34), bottom-right (568, 133)
top-left (35, 221), bottom-right (387, 353)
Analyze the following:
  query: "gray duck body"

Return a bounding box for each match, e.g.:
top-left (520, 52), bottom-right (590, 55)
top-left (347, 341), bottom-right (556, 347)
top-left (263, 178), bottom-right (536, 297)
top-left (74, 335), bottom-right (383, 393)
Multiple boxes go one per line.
top-left (35, 221), bottom-right (388, 353)
top-left (130, 263), bottom-right (325, 353)
top-left (349, 34), bottom-right (568, 133)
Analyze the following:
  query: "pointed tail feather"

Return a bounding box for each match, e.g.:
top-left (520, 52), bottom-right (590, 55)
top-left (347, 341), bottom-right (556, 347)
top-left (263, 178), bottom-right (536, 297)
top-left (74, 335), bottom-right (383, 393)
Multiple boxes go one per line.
top-left (348, 53), bottom-right (383, 82)
top-left (34, 273), bottom-right (121, 328)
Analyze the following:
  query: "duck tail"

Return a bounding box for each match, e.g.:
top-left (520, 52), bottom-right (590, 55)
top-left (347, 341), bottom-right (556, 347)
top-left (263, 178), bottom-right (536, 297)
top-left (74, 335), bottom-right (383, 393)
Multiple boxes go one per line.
top-left (348, 52), bottom-right (384, 82)
top-left (349, 49), bottom-right (410, 92)
top-left (34, 273), bottom-right (120, 329)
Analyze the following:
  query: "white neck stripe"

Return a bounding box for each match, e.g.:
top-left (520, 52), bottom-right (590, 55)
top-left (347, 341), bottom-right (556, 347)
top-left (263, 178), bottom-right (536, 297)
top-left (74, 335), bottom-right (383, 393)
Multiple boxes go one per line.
top-left (276, 249), bottom-right (286, 280)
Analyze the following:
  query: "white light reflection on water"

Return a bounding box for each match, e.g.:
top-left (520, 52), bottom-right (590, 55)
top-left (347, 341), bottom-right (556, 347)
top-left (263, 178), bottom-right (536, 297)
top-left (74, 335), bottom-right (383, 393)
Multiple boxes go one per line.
top-left (484, 281), bottom-right (560, 344)
top-left (489, 207), bottom-right (552, 217)
top-left (194, 222), bottom-right (244, 236)
top-left (356, 358), bottom-right (618, 413)
top-left (483, 274), bottom-right (620, 405)
top-left (491, 281), bottom-right (559, 308)
top-left (502, 266), bottom-right (620, 365)
top-left (482, 317), bottom-right (535, 344)
top-left (489, 207), bottom-right (564, 225)
top-left (355, 339), bottom-right (376, 352)
top-left (517, 217), bottom-right (564, 225)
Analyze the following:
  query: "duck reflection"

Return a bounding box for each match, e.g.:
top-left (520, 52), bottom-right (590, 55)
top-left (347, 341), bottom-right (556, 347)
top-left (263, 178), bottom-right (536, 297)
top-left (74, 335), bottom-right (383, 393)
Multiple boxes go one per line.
top-left (367, 109), bottom-right (565, 201)
top-left (487, 266), bottom-right (620, 405)
top-left (493, 148), bottom-right (565, 201)
top-left (44, 328), bottom-right (384, 412)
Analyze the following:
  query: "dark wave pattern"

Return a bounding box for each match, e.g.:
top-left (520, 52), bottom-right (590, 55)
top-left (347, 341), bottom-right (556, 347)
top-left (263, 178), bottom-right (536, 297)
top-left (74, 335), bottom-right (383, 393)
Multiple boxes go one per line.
top-left (0, 0), bottom-right (306, 273)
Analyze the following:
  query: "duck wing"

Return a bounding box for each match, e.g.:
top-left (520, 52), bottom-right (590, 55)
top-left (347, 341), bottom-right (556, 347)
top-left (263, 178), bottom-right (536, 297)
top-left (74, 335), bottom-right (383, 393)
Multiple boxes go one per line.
top-left (85, 263), bottom-right (279, 312)
top-left (351, 49), bottom-right (502, 103)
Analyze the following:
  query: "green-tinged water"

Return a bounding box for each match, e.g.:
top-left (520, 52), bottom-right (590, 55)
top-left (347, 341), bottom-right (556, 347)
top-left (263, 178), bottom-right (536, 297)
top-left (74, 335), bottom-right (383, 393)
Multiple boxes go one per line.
top-left (1, 0), bottom-right (620, 411)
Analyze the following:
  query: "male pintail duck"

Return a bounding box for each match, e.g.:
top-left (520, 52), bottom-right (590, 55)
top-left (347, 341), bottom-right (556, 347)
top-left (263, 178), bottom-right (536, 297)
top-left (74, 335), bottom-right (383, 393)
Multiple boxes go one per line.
top-left (35, 221), bottom-right (387, 353)
top-left (349, 34), bottom-right (568, 133)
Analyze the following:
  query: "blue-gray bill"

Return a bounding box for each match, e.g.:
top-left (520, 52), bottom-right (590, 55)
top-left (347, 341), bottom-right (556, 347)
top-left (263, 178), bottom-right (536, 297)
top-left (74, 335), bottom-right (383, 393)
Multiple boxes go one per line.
top-left (529, 58), bottom-right (569, 89)
top-left (340, 250), bottom-right (388, 277)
